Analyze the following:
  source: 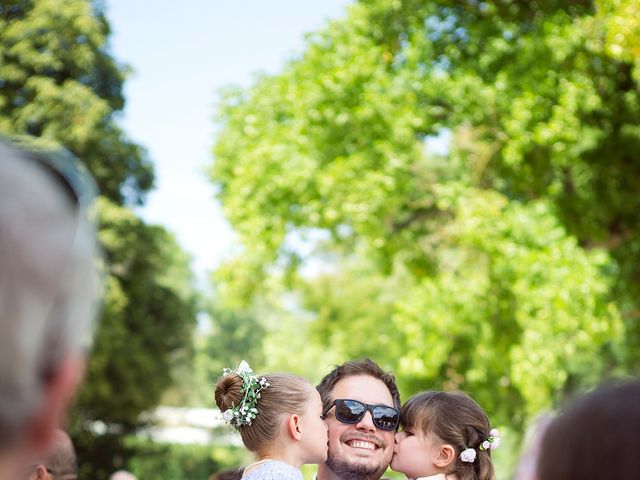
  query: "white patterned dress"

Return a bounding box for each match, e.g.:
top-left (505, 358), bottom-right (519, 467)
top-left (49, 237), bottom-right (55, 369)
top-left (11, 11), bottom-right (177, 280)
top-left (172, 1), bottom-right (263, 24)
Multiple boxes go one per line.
top-left (242, 460), bottom-right (303, 480)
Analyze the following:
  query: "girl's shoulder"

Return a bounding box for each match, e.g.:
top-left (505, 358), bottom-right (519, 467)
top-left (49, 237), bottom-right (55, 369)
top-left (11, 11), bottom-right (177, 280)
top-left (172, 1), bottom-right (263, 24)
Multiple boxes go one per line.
top-left (416, 475), bottom-right (448, 480)
top-left (242, 460), bottom-right (303, 480)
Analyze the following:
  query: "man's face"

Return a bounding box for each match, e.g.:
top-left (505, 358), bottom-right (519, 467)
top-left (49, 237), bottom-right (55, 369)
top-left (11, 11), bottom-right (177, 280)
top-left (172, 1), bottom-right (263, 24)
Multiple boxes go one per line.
top-left (323, 375), bottom-right (396, 480)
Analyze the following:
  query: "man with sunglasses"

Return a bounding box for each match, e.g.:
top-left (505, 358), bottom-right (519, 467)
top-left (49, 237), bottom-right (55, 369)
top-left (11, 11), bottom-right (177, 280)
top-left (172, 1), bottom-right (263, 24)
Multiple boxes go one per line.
top-left (0, 138), bottom-right (100, 479)
top-left (316, 359), bottom-right (401, 480)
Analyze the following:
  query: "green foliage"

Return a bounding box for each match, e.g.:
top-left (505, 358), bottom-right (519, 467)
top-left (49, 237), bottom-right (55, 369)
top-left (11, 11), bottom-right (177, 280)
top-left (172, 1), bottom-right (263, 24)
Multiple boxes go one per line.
top-left (159, 299), bottom-right (269, 408)
top-left (598, 0), bottom-right (640, 69)
top-left (69, 199), bottom-right (198, 477)
top-left (392, 191), bottom-right (622, 423)
top-left (0, 0), bottom-right (153, 204)
top-left (73, 198), bottom-right (198, 428)
top-left (1, 0), bottom-right (199, 440)
top-left (125, 439), bottom-right (243, 480)
top-left (74, 433), bottom-right (248, 480)
top-left (73, 432), bottom-right (132, 480)
top-left (300, 254), bottom-right (412, 366)
top-left (209, 0), bottom-right (638, 449)
top-left (201, 305), bottom-right (266, 384)
top-left (1, 1), bottom-right (208, 477)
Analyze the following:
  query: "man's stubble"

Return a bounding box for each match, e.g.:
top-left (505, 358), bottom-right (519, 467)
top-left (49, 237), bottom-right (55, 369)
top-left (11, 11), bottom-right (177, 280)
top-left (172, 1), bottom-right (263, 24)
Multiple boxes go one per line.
top-left (324, 449), bottom-right (389, 480)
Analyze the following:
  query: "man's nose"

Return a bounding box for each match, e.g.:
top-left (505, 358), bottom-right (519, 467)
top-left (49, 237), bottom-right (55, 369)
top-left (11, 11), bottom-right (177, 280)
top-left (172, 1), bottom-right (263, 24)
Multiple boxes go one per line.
top-left (355, 410), bottom-right (376, 432)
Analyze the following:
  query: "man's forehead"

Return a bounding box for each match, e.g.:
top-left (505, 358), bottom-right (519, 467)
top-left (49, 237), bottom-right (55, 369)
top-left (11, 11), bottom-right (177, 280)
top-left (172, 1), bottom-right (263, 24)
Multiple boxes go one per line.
top-left (332, 374), bottom-right (394, 406)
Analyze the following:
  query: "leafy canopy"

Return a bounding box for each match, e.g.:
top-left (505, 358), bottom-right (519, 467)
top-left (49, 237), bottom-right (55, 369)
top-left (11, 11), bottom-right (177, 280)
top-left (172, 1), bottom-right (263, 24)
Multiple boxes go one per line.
top-left (210, 0), bottom-right (637, 432)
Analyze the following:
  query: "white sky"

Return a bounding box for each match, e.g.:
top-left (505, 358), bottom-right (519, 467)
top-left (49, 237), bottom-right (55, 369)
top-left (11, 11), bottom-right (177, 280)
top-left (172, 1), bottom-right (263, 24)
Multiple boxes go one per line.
top-left (106, 0), bottom-right (352, 285)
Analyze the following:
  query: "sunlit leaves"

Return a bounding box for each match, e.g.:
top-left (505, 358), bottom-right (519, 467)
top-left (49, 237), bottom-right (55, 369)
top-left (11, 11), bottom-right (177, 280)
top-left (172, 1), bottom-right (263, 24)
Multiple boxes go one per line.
top-left (209, 0), bottom-right (637, 441)
top-left (0, 0), bottom-right (153, 204)
top-left (393, 190), bottom-right (622, 423)
top-left (75, 199), bottom-right (198, 427)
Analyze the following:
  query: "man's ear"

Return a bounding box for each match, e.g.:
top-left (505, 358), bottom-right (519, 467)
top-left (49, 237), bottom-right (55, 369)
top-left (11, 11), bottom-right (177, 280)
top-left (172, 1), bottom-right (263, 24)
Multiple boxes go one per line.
top-left (286, 414), bottom-right (303, 441)
top-left (26, 354), bottom-right (85, 452)
top-left (30, 464), bottom-right (49, 480)
top-left (434, 444), bottom-right (456, 469)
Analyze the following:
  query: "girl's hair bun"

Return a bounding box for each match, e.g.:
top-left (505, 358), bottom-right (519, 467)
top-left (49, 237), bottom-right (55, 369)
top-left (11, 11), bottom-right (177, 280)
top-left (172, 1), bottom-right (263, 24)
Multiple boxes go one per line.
top-left (215, 372), bottom-right (244, 412)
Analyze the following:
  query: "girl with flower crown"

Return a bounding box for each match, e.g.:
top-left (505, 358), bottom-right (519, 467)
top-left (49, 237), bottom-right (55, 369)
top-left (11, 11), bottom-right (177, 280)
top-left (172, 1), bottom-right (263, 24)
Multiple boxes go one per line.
top-left (214, 361), bottom-right (328, 480)
top-left (391, 391), bottom-right (498, 480)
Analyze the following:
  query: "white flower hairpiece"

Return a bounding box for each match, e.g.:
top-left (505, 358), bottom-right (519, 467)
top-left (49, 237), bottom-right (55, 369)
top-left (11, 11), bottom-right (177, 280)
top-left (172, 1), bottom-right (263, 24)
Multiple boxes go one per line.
top-left (460, 448), bottom-right (477, 463)
top-left (220, 360), bottom-right (269, 428)
top-left (480, 428), bottom-right (501, 451)
top-left (460, 428), bottom-right (501, 463)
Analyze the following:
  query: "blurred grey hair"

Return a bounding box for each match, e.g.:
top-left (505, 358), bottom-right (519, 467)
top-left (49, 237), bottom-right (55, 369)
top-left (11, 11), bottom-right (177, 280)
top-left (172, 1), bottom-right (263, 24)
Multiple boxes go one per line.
top-left (0, 139), bottom-right (101, 449)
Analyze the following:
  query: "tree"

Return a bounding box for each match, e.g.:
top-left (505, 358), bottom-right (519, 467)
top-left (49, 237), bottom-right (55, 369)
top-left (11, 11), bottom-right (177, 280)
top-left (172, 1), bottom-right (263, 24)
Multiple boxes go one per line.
top-left (210, 0), bottom-right (636, 435)
top-left (1, 2), bottom-right (199, 477)
top-left (597, 0), bottom-right (640, 70)
top-left (70, 199), bottom-right (198, 478)
top-left (161, 301), bottom-right (267, 408)
top-left (0, 0), bottom-right (153, 204)
top-left (73, 198), bottom-right (198, 428)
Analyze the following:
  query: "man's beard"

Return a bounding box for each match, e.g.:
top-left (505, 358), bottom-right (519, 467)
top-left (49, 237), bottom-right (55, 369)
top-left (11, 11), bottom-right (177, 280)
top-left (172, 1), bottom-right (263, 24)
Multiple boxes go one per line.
top-left (325, 450), bottom-right (389, 480)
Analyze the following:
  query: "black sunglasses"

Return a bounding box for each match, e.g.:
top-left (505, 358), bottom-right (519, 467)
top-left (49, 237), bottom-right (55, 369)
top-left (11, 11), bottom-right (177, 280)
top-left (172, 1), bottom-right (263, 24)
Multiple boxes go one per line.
top-left (322, 399), bottom-right (400, 431)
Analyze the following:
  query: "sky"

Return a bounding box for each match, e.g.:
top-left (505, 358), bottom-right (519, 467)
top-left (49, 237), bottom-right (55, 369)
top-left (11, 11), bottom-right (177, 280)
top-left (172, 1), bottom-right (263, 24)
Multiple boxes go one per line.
top-left (106, 0), bottom-right (353, 285)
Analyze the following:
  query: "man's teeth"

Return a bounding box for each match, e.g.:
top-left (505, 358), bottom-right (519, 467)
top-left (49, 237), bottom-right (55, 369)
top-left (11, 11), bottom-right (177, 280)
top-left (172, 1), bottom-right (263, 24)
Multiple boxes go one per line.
top-left (349, 440), bottom-right (376, 450)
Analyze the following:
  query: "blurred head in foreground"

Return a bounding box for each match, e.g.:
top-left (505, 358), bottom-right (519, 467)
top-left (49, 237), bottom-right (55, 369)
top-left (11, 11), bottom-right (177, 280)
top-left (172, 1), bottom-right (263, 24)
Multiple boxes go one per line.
top-left (0, 137), bottom-right (100, 478)
top-left (537, 379), bottom-right (640, 480)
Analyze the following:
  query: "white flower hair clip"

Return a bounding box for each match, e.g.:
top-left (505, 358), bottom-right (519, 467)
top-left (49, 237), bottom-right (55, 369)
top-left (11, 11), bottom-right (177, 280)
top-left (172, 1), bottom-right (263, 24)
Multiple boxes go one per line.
top-left (460, 447), bottom-right (477, 463)
top-left (220, 360), bottom-right (270, 428)
top-left (480, 428), bottom-right (501, 451)
top-left (460, 428), bottom-right (501, 463)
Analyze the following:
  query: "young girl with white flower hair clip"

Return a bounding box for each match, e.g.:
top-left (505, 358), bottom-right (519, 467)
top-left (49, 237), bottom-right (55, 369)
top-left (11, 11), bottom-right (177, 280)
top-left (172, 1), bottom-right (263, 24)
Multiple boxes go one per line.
top-left (214, 361), bottom-right (328, 480)
top-left (391, 391), bottom-right (498, 480)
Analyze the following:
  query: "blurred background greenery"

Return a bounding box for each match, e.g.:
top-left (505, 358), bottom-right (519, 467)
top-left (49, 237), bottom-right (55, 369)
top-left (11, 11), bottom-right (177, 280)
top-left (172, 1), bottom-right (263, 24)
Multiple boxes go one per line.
top-left (1, 0), bottom-right (639, 478)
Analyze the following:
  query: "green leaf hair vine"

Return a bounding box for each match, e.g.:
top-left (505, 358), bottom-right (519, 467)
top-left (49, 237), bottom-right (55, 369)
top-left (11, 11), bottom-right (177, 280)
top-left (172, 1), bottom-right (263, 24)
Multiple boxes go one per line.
top-left (221, 360), bottom-right (270, 427)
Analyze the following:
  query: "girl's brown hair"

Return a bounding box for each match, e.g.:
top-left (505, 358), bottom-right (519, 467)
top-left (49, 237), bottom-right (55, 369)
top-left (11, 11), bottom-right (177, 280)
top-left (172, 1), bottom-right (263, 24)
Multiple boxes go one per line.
top-left (214, 372), bottom-right (313, 454)
top-left (401, 391), bottom-right (495, 480)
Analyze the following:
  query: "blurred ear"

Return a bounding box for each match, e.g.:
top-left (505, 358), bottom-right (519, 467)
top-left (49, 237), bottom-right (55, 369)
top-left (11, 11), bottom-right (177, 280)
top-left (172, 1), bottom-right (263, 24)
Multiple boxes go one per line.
top-left (286, 414), bottom-right (303, 441)
top-left (31, 464), bottom-right (49, 480)
top-left (26, 354), bottom-right (85, 452)
top-left (434, 444), bottom-right (456, 468)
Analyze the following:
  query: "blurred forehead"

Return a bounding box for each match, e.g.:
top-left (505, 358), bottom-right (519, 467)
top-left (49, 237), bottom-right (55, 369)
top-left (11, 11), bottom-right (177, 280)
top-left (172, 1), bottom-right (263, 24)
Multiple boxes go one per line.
top-left (332, 374), bottom-right (394, 407)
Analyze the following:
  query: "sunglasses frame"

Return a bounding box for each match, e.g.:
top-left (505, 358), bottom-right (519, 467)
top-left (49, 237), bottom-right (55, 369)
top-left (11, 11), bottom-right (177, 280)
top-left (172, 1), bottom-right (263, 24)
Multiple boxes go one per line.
top-left (322, 398), bottom-right (400, 431)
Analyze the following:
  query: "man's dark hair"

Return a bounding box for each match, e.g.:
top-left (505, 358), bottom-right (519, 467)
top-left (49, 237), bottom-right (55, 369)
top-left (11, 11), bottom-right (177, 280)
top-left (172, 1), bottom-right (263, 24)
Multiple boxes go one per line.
top-left (316, 358), bottom-right (401, 411)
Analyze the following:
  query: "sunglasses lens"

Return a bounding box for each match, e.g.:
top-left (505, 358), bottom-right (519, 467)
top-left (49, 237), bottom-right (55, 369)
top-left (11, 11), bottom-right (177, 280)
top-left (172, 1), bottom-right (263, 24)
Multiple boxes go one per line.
top-left (373, 406), bottom-right (399, 431)
top-left (333, 400), bottom-right (399, 431)
top-left (336, 400), bottom-right (365, 423)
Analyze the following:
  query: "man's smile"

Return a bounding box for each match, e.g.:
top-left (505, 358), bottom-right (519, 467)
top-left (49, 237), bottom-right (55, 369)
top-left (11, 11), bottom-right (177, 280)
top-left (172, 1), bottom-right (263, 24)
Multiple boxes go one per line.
top-left (341, 433), bottom-right (384, 455)
top-left (346, 439), bottom-right (378, 450)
